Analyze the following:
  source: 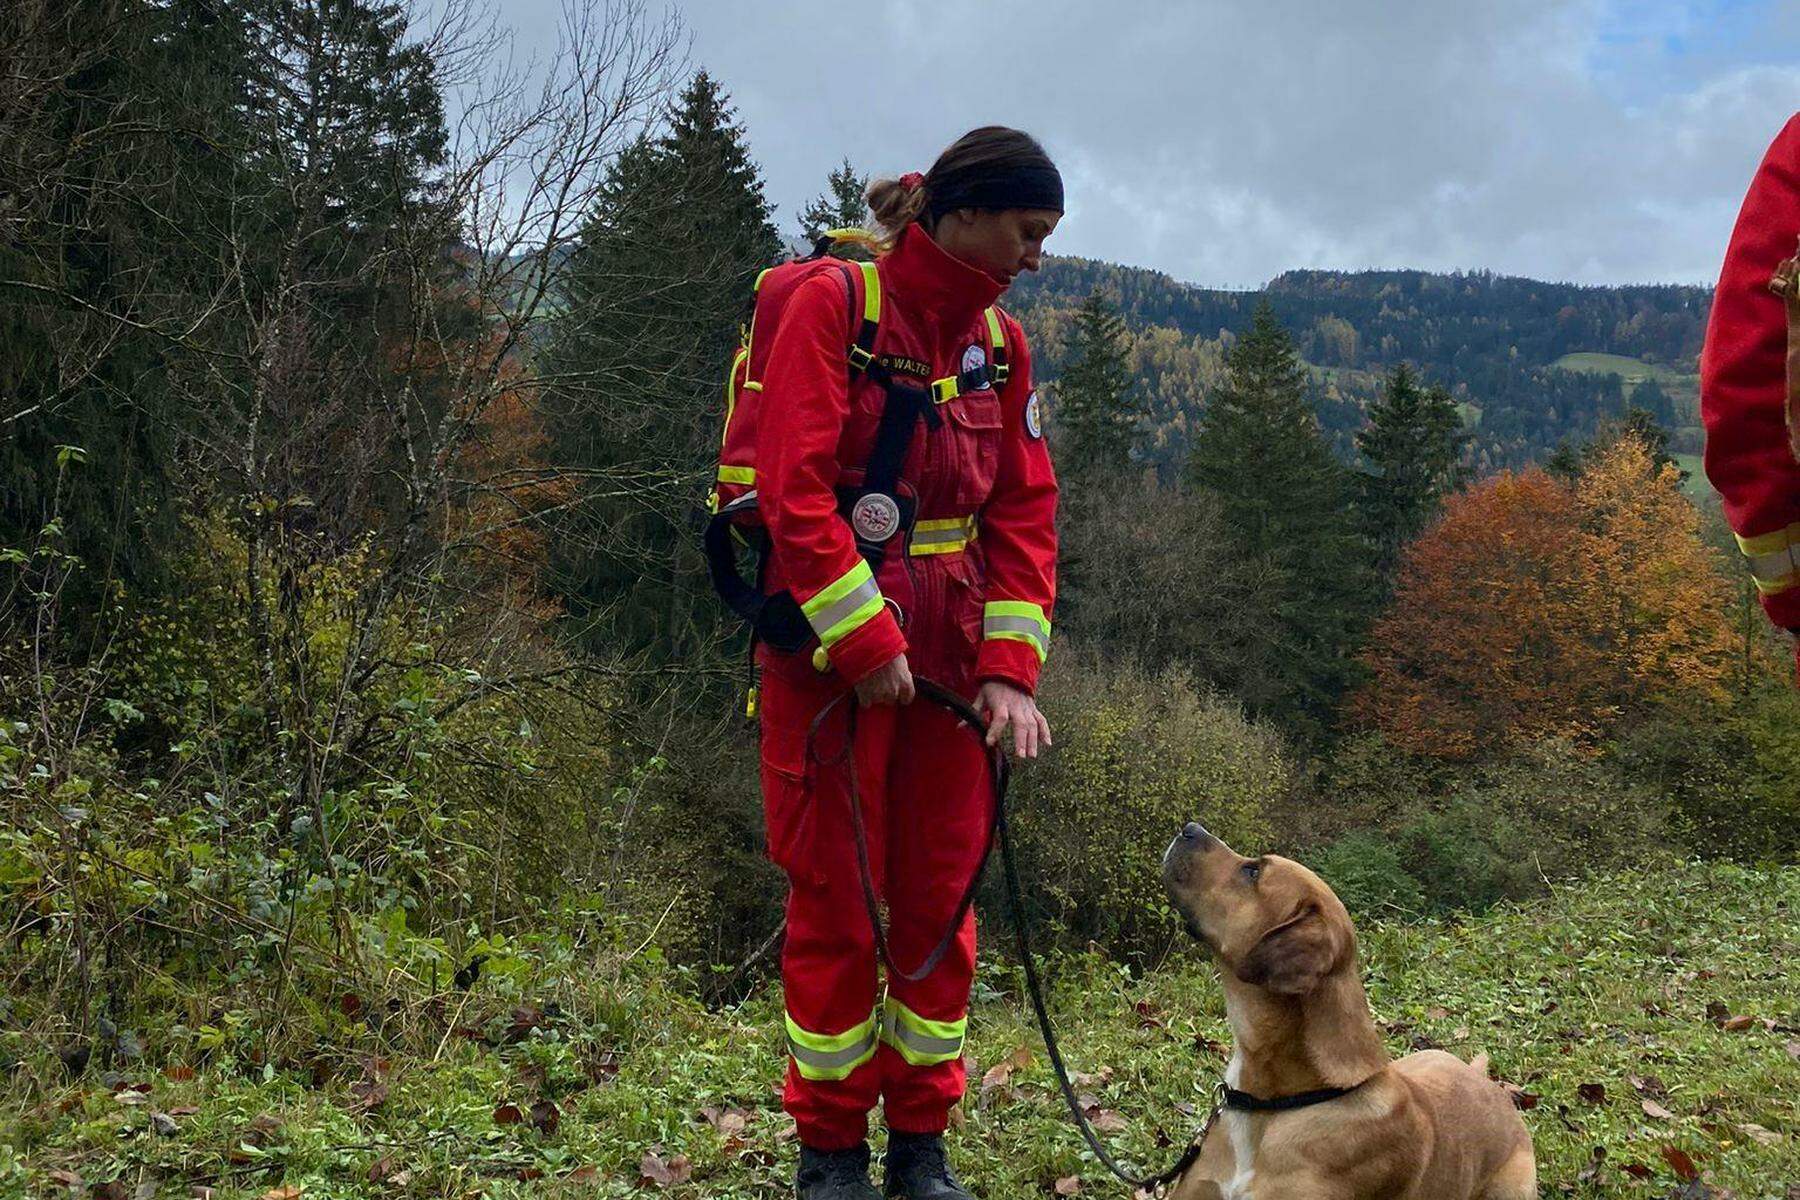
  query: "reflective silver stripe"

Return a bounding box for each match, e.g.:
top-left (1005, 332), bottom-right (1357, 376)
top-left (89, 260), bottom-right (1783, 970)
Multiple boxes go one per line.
top-left (983, 614), bottom-right (1049, 654)
top-left (788, 1026), bottom-right (879, 1075)
top-left (1746, 544), bottom-right (1799, 584)
top-left (881, 1008), bottom-right (963, 1064)
top-left (910, 517), bottom-right (977, 555)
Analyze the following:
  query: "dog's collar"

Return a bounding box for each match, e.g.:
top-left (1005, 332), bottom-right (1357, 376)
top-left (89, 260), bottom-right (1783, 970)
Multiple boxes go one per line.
top-left (1223, 1078), bottom-right (1367, 1113)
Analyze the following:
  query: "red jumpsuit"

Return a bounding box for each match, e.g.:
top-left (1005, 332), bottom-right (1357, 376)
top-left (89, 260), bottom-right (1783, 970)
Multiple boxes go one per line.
top-left (754, 223), bottom-right (1058, 1149)
top-left (1702, 111), bottom-right (1800, 657)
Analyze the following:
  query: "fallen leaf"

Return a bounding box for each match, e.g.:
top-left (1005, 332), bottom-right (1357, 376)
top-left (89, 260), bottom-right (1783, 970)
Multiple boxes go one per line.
top-left (164, 1064), bottom-right (196, 1082)
top-left (259, 1188), bottom-right (302, 1200)
top-left (114, 1090), bottom-right (149, 1106)
top-left (1660, 1144), bottom-right (1698, 1181)
top-left (530, 1099), bottom-right (560, 1136)
top-left (1722, 1014), bottom-right (1755, 1032)
top-left (515, 1167), bottom-right (544, 1181)
top-left (1621, 1162), bottom-right (1653, 1179)
top-left (1787, 1041), bottom-right (1800, 1062)
top-left (151, 1111), bottom-right (180, 1136)
top-left (191, 1188), bottom-right (217, 1200)
top-left (1500, 1082), bottom-right (1539, 1111)
top-left (349, 1080), bottom-right (388, 1112)
top-left (92, 1183), bottom-right (128, 1200)
top-left (1576, 1082), bottom-right (1607, 1104)
top-left (167, 1105), bottom-right (199, 1117)
top-left (565, 1165), bottom-right (598, 1182)
top-left (368, 1155), bottom-right (396, 1183)
top-left (1705, 1001), bottom-right (1730, 1024)
top-left (1642, 1099), bottom-right (1675, 1120)
top-left (1054, 1176), bottom-right (1082, 1196)
top-left (340, 993), bottom-right (363, 1017)
top-left (46, 1170), bottom-right (84, 1190)
top-left (493, 1103), bottom-right (524, 1125)
top-left (639, 1150), bottom-right (692, 1188)
top-left (1735, 1122), bottom-right (1779, 1146)
top-left (1087, 1109), bottom-right (1128, 1135)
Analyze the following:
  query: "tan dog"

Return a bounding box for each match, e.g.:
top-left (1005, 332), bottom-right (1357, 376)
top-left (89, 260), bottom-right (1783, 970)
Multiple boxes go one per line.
top-left (1161, 822), bottom-right (1535, 1200)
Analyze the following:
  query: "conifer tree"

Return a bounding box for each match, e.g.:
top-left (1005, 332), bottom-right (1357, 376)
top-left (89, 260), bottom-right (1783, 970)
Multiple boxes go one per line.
top-left (1052, 290), bottom-right (1138, 480)
top-left (1356, 363), bottom-right (1467, 575)
top-left (799, 158), bottom-right (870, 252)
top-left (547, 71), bottom-right (781, 681)
top-left (1186, 301), bottom-right (1373, 735)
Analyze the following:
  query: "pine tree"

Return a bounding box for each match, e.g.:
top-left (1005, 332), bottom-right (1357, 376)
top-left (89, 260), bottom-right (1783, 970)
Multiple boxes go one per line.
top-left (1356, 363), bottom-right (1467, 575)
top-left (1052, 290), bottom-right (1138, 480)
top-left (1186, 301), bottom-right (1374, 735)
top-left (799, 158), bottom-right (870, 253)
top-left (546, 71), bottom-right (781, 682)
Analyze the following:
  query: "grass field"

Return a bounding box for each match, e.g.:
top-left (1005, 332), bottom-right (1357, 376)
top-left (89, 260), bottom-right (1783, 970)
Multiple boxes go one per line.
top-left (4, 861), bottom-right (1797, 1199)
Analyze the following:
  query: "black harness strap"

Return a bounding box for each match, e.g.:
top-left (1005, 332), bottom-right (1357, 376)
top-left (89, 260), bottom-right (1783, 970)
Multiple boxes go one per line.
top-left (1224, 1082), bottom-right (1365, 1112)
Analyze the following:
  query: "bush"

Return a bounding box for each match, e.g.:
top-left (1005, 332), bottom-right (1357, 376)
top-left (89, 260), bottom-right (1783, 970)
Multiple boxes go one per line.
top-left (1002, 645), bottom-right (1292, 962)
top-left (1310, 830), bottom-right (1426, 917)
top-left (1307, 736), bottom-right (1673, 914)
top-left (1619, 688), bottom-right (1800, 864)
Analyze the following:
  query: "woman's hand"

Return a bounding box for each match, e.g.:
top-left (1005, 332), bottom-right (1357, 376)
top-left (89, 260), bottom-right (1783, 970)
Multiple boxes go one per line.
top-left (976, 680), bottom-right (1051, 759)
top-left (855, 653), bottom-right (915, 707)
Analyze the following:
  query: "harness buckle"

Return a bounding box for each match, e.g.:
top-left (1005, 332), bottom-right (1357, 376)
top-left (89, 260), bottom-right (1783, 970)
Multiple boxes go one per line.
top-left (847, 345), bottom-right (875, 371)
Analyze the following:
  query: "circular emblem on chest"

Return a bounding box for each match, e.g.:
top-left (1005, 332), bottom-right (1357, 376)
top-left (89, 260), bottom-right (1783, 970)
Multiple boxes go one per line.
top-left (849, 492), bottom-right (902, 543)
top-left (1025, 391), bottom-right (1044, 439)
top-left (961, 343), bottom-right (988, 376)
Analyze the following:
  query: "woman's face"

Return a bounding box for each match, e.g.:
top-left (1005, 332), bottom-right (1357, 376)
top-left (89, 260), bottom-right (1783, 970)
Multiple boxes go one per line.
top-left (935, 207), bottom-right (1062, 286)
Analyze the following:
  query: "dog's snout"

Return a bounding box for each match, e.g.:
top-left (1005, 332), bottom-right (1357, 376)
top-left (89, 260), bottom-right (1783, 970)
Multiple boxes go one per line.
top-left (1181, 822), bottom-right (1206, 843)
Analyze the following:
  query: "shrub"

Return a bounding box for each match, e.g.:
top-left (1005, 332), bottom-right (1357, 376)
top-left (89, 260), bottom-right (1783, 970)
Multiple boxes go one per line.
top-left (1002, 645), bottom-right (1292, 962)
top-left (1310, 830), bottom-right (1427, 917)
top-left (1619, 689), bottom-right (1800, 864)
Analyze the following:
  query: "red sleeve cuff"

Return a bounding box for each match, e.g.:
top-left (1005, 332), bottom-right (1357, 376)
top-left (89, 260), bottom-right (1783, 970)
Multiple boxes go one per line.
top-left (826, 609), bottom-right (907, 685)
top-left (975, 638), bottom-right (1042, 696)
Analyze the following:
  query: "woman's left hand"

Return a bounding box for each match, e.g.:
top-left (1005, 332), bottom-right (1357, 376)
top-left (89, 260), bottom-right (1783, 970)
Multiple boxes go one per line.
top-left (975, 680), bottom-right (1052, 759)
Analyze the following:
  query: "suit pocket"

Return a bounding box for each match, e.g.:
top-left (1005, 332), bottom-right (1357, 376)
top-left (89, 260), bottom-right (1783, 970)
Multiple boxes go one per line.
top-left (945, 391), bottom-right (1003, 506)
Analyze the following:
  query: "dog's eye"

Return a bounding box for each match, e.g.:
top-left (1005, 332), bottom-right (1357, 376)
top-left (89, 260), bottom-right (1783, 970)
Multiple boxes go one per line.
top-left (1239, 861), bottom-right (1261, 883)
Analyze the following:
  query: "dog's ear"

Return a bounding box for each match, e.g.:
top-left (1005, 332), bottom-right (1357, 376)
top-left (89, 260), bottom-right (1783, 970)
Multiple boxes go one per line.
top-left (1235, 905), bottom-right (1343, 996)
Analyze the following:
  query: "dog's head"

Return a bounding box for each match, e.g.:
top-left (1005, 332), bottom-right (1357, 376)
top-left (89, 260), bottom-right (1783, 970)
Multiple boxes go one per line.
top-left (1162, 823), bottom-right (1355, 997)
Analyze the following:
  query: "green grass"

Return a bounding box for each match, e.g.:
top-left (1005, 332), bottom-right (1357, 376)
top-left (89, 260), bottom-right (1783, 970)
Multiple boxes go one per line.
top-left (4, 862), bottom-right (1797, 1198)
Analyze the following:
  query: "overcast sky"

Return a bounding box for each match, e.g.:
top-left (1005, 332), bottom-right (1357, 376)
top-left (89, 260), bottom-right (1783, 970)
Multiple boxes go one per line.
top-left (485, 0), bottom-right (1800, 288)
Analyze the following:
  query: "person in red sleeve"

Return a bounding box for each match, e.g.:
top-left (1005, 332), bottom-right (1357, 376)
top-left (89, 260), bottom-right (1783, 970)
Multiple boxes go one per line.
top-left (754, 127), bottom-right (1062, 1200)
top-left (1702, 111), bottom-right (1800, 673)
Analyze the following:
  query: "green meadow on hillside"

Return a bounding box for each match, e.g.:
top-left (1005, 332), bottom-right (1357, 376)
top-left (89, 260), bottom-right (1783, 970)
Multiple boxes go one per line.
top-left (6, 862), bottom-right (1795, 1199)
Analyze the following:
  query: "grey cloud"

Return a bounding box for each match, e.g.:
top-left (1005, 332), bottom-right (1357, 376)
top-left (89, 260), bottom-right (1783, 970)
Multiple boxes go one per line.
top-left (494, 0), bottom-right (1800, 284)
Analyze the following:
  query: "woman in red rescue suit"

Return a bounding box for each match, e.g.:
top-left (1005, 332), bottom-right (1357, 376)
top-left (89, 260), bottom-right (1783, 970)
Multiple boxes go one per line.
top-left (1702, 111), bottom-right (1800, 674)
top-left (756, 128), bottom-right (1063, 1199)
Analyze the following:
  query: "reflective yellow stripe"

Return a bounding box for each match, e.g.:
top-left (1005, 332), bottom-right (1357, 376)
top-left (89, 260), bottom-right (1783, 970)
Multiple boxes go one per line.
top-left (909, 515), bottom-right (977, 556)
top-left (881, 997), bottom-right (966, 1067)
top-left (983, 600), bottom-right (1050, 662)
top-left (786, 1008), bottom-right (879, 1081)
top-left (717, 465), bottom-right (755, 486)
top-left (1736, 523), bottom-right (1800, 594)
top-left (858, 261), bottom-right (881, 324)
top-left (984, 307), bottom-right (1005, 349)
top-left (802, 559), bottom-right (885, 648)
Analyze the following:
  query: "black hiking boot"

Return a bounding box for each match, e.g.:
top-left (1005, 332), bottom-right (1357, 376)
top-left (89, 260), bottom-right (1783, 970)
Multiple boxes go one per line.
top-left (796, 1142), bottom-right (882, 1200)
top-left (882, 1131), bottom-right (975, 1200)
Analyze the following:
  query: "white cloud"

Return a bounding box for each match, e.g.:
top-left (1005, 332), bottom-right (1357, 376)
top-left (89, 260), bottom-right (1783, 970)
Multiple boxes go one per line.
top-left (481, 0), bottom-right (1800, 285)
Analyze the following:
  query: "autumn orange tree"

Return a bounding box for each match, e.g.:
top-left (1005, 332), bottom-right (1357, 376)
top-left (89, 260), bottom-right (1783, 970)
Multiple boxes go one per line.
top-left (1357, 435), bottom-right (1736, 757)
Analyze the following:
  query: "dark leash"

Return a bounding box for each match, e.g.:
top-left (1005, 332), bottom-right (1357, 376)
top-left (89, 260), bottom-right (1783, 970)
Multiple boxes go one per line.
top-left (802, 675), bottom-right (1217, 1194)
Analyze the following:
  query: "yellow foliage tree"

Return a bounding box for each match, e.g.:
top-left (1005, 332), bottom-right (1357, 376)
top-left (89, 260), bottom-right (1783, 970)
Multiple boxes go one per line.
top-left (1358, 435), bottom-right (1737, 757)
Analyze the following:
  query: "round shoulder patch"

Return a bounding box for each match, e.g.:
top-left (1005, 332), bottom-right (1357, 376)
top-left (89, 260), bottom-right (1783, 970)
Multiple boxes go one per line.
top-left (1024, 391), bottom-right (1043, 440)
top-left (961, 343), bottom-right (988, 376)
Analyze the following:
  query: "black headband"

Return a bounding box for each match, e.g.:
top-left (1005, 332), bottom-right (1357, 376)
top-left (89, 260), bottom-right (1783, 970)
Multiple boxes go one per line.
top-left (926, 164), bottom-right (1064, 221)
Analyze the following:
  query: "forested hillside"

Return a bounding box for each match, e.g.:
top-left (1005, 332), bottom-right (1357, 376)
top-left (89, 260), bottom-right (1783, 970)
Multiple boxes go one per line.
top-left (1010, 257), bottom-right (1711, 473)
